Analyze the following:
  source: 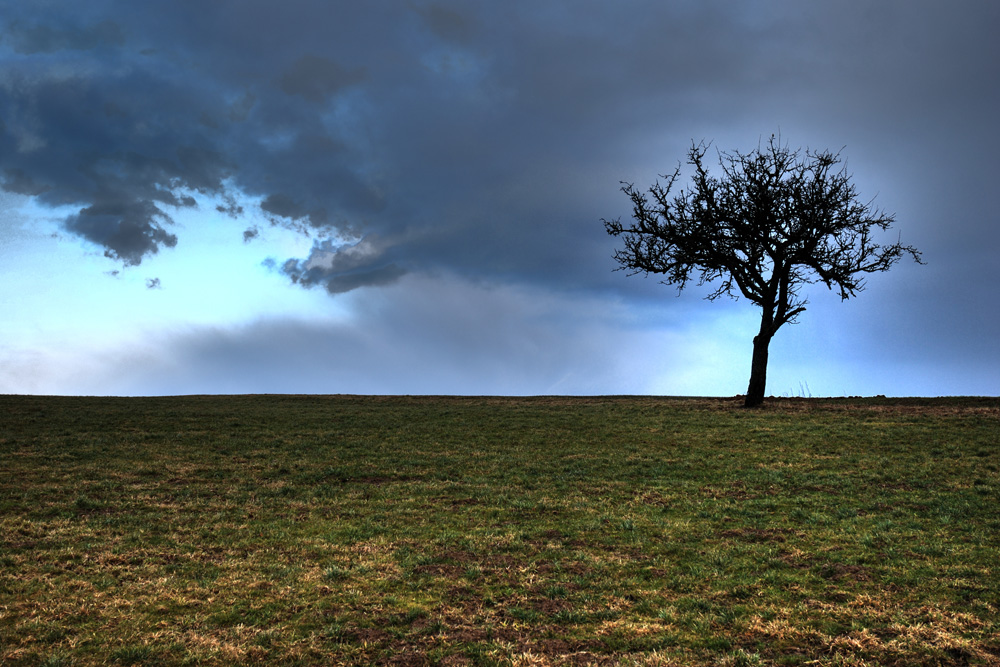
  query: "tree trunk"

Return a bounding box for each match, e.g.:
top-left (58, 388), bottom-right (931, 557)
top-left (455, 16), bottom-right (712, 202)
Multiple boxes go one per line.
top-left (744, 332), bottom-right (771, 408)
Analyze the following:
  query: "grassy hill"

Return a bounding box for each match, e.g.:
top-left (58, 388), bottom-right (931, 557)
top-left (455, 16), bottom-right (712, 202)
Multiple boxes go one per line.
top-left (1, 395), bottom-right (998, 665)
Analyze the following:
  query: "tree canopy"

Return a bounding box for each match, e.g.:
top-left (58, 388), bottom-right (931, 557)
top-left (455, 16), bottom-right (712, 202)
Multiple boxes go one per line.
top-left (604, 136), bottom-right (923, 406)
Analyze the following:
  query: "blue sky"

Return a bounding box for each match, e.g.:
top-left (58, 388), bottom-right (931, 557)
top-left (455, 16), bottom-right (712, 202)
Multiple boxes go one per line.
top-left (1, 0), bottom-right (998, 397)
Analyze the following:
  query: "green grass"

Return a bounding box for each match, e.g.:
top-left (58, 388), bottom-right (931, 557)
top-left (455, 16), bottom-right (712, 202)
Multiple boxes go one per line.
top-left (1, 394), bottom-right (998, 665)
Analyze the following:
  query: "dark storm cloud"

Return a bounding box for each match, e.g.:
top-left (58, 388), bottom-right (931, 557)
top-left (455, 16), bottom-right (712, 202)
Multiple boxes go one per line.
top-left (2, 168), bottom-right (50, 196)
top-left (316, 265), bottom-right (408, 295)
top-left (3, 18), bottom-right (125, 54)
top-left (413, 3), bottom-right (474, 43)
top-left (3, 1), bottom-right (769, 281)
top-left (281, 235), bottom-right (408, 293)
top-left (1, 0), bottom-right (999, 393)
top-left (260, 193), bottom-right (329, 227)
top-left (277, 54), bottom-right (366, 103)
top-left (0, 48), bottom-right (235, 263)
top-left (64, 199), bottom-right (177, 265)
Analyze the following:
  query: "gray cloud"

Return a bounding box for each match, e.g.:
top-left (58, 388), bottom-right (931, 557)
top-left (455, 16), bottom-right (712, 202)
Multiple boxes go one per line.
top-left (4, 18), bottom-right (125, 54)
top-left (260, 193), bottom-right (328, 227)
top-left (2, 168), bottom-right (50, 196)
top-left (280, 235), bottom-right (408, 293)
top-left (414, 3), bottom-right (474, 44)
top-left (9, 0), bottom-right (983, 283)
top-left (278, 54), bottom-right (366, 103)
top-left (64, 200), bottom-right (177, 266)
top-left (319, 265), bottom-right (408, 295)
top-left (0, 60), bottom-right (234, 264)
top-left (52, 275), bottom-right (680, 396)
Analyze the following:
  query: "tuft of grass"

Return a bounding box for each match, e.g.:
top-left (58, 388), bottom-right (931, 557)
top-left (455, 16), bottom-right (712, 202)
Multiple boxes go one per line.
top-left (1, 394), bottom-right (999, 665)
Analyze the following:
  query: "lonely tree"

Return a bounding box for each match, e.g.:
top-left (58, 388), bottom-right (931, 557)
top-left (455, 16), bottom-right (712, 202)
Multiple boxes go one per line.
top-left (604, 137), bottom-right (922, 407)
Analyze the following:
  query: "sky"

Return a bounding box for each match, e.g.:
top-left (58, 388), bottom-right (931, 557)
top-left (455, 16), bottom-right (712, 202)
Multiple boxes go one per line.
top-left (1, 0), bottom-right (998, 398)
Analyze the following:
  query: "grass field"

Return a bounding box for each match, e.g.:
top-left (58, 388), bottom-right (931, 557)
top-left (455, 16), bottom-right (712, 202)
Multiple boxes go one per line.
top-left (1, 394), bottom-right (998, 666)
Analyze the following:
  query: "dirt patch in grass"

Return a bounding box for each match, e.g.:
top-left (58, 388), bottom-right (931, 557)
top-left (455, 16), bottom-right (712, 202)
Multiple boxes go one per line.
top-left (820, 562), bottom-right (875, 583)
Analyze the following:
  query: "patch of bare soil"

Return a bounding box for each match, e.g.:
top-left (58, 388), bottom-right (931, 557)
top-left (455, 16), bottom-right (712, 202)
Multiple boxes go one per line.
top-left (779, 549), bottom-right (874, 583)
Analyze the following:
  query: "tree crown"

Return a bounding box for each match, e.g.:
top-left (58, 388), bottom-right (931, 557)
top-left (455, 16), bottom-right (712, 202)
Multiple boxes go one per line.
top-left (604, 136), bottom-right (923, 334)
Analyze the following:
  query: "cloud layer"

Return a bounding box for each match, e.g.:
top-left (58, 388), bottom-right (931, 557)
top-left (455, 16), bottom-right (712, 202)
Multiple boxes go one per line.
top-left (2, 1), bottom-right (998, 396)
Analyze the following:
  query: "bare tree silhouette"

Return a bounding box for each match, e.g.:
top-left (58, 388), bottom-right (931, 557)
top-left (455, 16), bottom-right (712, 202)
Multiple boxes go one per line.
top-left (604, 136), bottom-right (923, 407)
